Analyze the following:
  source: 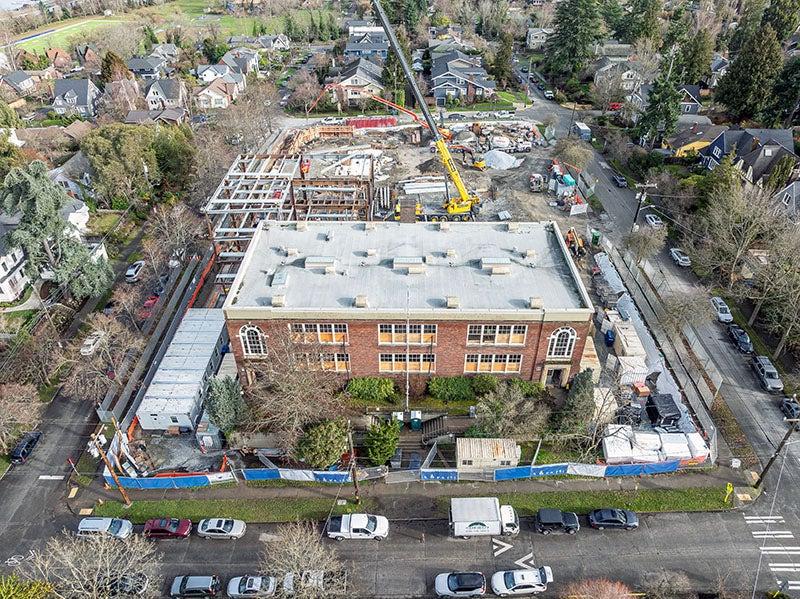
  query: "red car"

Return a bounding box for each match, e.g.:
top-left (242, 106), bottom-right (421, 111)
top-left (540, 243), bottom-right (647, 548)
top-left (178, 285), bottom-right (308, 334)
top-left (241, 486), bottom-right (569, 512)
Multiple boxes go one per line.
top-left (144, 518), bottom-right (192, 539)
top-left (608, 102), bottom-right (623, 111)
top-left (138, 295), bottom-right (159, 319)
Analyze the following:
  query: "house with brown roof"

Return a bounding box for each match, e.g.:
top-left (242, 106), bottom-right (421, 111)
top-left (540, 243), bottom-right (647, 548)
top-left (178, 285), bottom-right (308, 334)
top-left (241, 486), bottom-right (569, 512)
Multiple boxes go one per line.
top-left (194, 78), bottom-right (238, 109)
top-left (45, 47), bottom-right (71, 70)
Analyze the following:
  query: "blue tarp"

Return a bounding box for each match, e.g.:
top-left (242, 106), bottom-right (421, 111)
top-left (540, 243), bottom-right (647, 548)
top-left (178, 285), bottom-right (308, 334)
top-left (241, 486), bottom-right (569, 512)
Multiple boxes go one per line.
top-left (420, 469), bottom-right (458, 481)
top-left (604, 460), bottom-right (680, 477)
top-left (241, 468), bottom-right (281, 481)
top-left (494, 463), bottom-right (569, 481)
top-left (106, 475), bottom-right (210, 489)
top-left (314, 471), bottom-right (351, 483)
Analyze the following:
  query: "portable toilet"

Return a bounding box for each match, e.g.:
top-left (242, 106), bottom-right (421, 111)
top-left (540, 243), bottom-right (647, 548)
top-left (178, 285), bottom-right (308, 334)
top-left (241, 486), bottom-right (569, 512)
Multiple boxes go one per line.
top-left (573, 122), bottom-right (591, 141)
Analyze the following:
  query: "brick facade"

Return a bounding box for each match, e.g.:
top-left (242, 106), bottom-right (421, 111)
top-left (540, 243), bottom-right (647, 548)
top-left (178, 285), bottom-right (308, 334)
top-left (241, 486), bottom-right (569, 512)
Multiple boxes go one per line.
top-left (226, 317), bottom-right (591, 387)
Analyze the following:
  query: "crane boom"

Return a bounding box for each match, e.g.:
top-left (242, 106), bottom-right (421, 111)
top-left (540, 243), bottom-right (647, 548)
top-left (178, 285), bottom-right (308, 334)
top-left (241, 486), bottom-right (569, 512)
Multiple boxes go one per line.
top-left (372, 0), bottom-right (478, 214)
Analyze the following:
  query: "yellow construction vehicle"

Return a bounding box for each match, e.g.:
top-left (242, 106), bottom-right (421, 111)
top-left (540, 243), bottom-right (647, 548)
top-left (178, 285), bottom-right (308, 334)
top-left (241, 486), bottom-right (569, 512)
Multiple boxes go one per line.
top-left (373, 0), bottom-right (480, 221)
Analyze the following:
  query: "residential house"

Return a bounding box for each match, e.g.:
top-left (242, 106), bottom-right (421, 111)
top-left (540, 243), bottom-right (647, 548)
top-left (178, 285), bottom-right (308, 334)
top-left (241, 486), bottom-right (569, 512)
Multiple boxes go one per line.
top-left (735, 140), bottom-right (799, 187)
top-left (51, 79), bottom-right (100, 117)
top-left (124, 108), bottom-right (187, 125)
top-left (220, 47), bottom-right (259, 75)
top-left (0, 220), bottom-right (29, 303)
top-left (75, 44), bottom-right (101, 71)
top-left (593, 58), bottom-right (642, 92)
top-left (63, 120), bottom-right (95, 143)
top-left (628, 83), bottom-right (701, 122)
top-left (701, 127), bottom-right (795, 170)
top-left (593, 39), bottom-right (635, 59)
top-left (526, 28), bottom-right (553, 50)
top-left (428, 35), bottom-right (475, 57)
top-left (430, 50), bottom-right (496, 106)
top-left (149, 43), bottom-right (179, 64)
top-left (195, 78), bottom-right (239, 109)
top-left (100, 79), bottom-right (142, 115)
top-left (787, 32), bottom-right (800, 58)
top-left (1, 71), bottom-right (36, 95)
top-left (127, 55), bottom-right (166, 80)
top-left (195, 64), bottom-right (246, 92)
top-left (664, 123), bottom-right (727, 157)
top-left (344, 31), bottom-right (389, 60)
top-left (145, 78), bottom-right (187, 110)
top-left (257, 34), bottom-right (290, 51)
top-left (707, 54), bottom-right (728, 88)
top-left (345, 19), bottom-right (384, 35)
top-left (45, 47), bottom-right (71, 70)
top-left (227, 35), bottom-right (257, 46)
top-left (773, 180), bottom-right (800, 223)
top-left (327, 56), bottom-right (384, 107)
top-left (48, 150), bottom-right (94, 202)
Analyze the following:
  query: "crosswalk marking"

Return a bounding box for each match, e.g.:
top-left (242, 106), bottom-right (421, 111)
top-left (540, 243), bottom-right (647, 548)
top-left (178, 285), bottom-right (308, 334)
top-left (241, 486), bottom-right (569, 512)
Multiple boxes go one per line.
top-left (760, 548), bottom-right (800, 555)
top-left (745, 515), bottom-right (786, 523)
top-left (752, 531), bottom-right (795, 539)
top-left (37, 475), bottom-right (64, 481)
top-left (776, 581), bottom-right (800, 590)
top-left (769, 564), bottom-right (800, 572)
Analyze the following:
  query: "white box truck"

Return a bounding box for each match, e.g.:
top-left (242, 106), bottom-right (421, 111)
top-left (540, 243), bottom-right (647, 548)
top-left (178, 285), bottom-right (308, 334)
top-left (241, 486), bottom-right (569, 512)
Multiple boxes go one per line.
top-left (449, 497), bottom-right (519, 538)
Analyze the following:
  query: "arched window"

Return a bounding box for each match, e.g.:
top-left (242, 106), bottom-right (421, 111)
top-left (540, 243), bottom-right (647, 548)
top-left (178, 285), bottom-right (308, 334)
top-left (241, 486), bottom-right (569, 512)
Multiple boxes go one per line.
top-left (547, 327), bottom-right (577, 358)
top-left (239, 325), bottom-right (266, 356)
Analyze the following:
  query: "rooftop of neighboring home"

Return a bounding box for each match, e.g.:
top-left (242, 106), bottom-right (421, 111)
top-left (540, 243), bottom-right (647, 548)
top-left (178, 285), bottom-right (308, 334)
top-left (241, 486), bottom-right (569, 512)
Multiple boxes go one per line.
top-left (335, 56), bottom-right (384, 86)
top-left (124, 108), bottom-right (186, 124)
top-left (431, 50), bottom-right (496, 90)
top-left (224, 221), bottom-right (593, 319)
top-left (53, 79), bottom-right (95, 104)
top-left (710, 127), bottom-right (795, 157)
top-left (666, 123), bottom-right (728, 149)
top-left (146, 78), bottom-right (184, 100)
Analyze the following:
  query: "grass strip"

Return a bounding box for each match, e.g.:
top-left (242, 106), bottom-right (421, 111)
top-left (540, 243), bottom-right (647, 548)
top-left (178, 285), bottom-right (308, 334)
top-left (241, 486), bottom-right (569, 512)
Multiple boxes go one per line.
top-left (0, 455), bottom-right (10, 479)
top-left (94, 497), bottom-right (374, 524)
top-left (437, 486), bottom-right (731, 516)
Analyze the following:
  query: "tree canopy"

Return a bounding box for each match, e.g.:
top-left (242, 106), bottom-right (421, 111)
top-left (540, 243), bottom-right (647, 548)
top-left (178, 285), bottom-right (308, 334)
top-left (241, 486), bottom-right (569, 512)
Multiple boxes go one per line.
top-left (99, 50), bottom-right (132, 83)
top-left (206, 376), bottom-right (247, 434)
top-left (296, 419), bottom-right (348, 469)
top-left (636, 63), bottom-right (681, 145)
top-left (761, 0), bottom-right (800, 43)
top-left (544, 0), bottom-right (603, 78)
top-left (764, 57), bottom-right (800, 127)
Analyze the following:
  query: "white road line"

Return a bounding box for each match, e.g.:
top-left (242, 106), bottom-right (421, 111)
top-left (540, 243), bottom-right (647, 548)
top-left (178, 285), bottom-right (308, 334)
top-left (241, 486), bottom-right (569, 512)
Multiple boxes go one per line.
top-left (761, 548), bottom-right (800, 555)
top-left (769, 564), bottom-right (800, 570)
top-left (745, 516), bottom-right (786, 523)
top-left (513, 552), bottom-right (535, 569)
top-left (492, 538), bottom-right (513, 557)
top-left (752, 531), bottom-right (795, 538)
top-left (37, 475), bottom-right (65, 480)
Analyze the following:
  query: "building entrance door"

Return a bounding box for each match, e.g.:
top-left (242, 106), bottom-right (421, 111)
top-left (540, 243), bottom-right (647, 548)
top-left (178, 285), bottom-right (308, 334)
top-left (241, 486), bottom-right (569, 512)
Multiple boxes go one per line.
top-left (545, 367), bottom-right (564, 386)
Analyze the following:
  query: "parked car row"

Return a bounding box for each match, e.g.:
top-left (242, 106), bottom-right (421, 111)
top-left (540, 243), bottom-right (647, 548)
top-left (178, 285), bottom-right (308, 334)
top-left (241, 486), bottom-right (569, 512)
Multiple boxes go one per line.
top-left (170, 570), bottom-right (338, 598)
top-left (435, 568), bottom-right (554, 597)
top-left (75, 517), bottom-right (247, 540)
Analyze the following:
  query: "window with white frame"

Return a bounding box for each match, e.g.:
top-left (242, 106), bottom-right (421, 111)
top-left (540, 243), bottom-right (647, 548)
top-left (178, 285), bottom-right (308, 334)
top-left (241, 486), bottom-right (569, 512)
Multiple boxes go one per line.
top-left (464, 354), bottom-right (522, 373)
top-left (547, 327), bottom-right (577, 358)
top-left (782, 193), bottom-right (791, 206)
top-left (378, 323), bottom-right (437, 345)
top-left (289, 323), bottom-right (348, 344)
top-left (379, 353), bottom-right (435, 373)
top-left (296, 352), bottom-right (350, 372)
top-left (713, 146), bottom-right (721, 159)
top-left (239, 325), bottom-right (266, 356)
top-left (466, 324), bottom-right (527, 345)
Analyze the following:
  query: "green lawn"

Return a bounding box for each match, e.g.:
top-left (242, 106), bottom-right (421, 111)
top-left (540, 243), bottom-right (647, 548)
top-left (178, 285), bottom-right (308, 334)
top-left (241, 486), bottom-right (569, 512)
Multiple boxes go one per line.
top-left (436, 486), bottom-right (732, 516)
top-left (496, 91), bottom-right (529, 104)
top-left (17, 18), bottom-right (127, 52)
top-left (95, 496), bottom-right (374, 523)
top-left (88, 212), bottom-right (122, 237)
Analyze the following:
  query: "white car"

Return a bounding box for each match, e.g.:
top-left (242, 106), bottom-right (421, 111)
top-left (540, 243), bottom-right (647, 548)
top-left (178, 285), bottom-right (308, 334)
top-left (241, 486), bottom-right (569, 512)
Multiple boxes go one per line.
top-left (644, 213), bottom-right (665, 228)
top-left (196, 518), bottom-right (246, 539)
top-left (711, 296), bottom-right (734, 323)
top-left (320, 116), bottom-right (344, 125)
top-left (490, 568), bottom-right (553, 596)
top-left (125, 260), bottom-right (145, 283)
top-left (80, 331), bottom-right (105, 356)
top-left (669, 248), bottom-right (691, 267)
top-left (227, 575), bottom-right (276, 597)
top-left (434, 572), bottom-right (486, 597)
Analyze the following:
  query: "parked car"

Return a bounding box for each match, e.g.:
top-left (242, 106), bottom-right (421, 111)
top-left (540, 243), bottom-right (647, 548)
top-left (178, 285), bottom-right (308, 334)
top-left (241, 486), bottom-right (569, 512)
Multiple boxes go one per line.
top-left (588, 508), bottom-right (639, 530)
top-left (644, 213), bottom-right (665, 228)
top-left (80, 331), bottom-right (105, 356)
top-left (448, 113), bottom-right (466, 121)
top-left (536, 82), bottom-right (546, 91)
top-left (196, 518), bottom-right (246, 539)
top-left (710, 296), bottom-right (734, 323)
top-left (143, 518), bottom-right (192, 539)
top-left (608, 101), bottom-right (623, 111)
top-left (77, 517), bottom-right (133, 540)
top-left (611, 173), bottom-right (628, 188)
top-left (490, 568), bottom-right (553, 596)
top-left (533, 508), bottom-right (579, 535)
top-left (170, 575), bottom-right (222, 597)
top-left (520, 66), bottom-right (528, 73)
top-left (320, 116), bottom-right (344, 125)
top-left (326, 513), bottom-right (389, 541)
top-left (543, 89), bottom-right (554, 100)
top-left (752, 355), bottom-right (784, 393)
top-left (153, 273), bottom-right (169, 296)
top-left (728, 325), bottom-right (753, 353)
top-left (10, 431), bottom-right (42, 465)
top-left (105, 573), bottom-right (148, 596)
top-left (125, 260), bottom-right (145, 283)
top-left (669, 248), bottom-right (691, 267)
top-left (434, 572), bottom-right (486, 597)
top-left (227, 576), bottom-right (277, 598)
top-left (780, 397), bottom-right (800, 430)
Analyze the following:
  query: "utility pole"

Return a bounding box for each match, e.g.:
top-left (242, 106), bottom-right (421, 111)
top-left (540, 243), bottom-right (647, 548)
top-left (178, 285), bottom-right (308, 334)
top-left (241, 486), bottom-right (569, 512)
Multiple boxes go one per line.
top-left (630, 182), bottom-right (657, 233)
top-left (755, 420), bottom-right (799, 489)
top-left (92, 434), bottom-right (131, 507)
top-left (347, 423), bottom-right (361, 505)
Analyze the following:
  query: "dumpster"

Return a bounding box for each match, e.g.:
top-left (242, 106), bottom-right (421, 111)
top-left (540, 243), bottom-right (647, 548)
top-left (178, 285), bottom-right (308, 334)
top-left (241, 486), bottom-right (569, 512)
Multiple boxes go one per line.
top-left (591, 229), bottom-right (601, 245)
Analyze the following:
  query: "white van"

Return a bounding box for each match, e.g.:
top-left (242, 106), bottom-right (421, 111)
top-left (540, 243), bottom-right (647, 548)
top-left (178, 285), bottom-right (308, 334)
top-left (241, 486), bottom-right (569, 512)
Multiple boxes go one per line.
top-left (77, 517), bottom-right (133, 539)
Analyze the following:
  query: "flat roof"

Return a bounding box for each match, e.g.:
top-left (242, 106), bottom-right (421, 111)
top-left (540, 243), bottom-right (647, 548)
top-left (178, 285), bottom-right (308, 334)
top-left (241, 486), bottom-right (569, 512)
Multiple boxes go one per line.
top-left (225, 221), bottom-right (593, 320)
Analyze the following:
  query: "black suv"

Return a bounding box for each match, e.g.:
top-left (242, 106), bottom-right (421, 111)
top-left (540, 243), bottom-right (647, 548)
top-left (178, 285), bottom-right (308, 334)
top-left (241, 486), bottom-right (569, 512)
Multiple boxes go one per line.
top-left (728, 325), bottom-right (753, 353)
top-left (533, 508), bottom-right (580, 535)
top-left (780, 397), bottom-right (800, 431)
top-left (11, 431), bottom-right (42, 465)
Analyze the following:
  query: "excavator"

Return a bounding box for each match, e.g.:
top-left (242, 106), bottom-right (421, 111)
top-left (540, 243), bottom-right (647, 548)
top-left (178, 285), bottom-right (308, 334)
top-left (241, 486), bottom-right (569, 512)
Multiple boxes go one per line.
top-left (372, 0), bottom-right (481, 221)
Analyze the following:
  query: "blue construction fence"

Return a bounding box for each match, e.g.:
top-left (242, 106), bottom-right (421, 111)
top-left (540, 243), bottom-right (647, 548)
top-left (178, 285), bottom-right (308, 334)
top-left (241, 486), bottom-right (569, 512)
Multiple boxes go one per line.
top-left (242, 468), bottom-right (352, 484)
top-left (103, 467), bottom-right (236, 489)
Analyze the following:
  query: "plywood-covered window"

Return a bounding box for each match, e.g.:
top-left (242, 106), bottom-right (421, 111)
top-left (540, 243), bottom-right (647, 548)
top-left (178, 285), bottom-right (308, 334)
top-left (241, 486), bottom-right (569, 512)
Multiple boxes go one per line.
top-left (379, 353), bottom-right (436, 373)
top-left (466, 324), bottom-right (527, 345)
top-left (378, 323), bottom-right (437, 345)
top-left (289, 323), bottom-right (348, 344)
top-left (464, 354), bottom-right (522, 374)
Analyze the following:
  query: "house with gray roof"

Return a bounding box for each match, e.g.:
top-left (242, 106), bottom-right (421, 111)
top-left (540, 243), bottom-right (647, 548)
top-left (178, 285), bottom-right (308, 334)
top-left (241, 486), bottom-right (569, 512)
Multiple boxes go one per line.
top-left (344, 31), bottom-right (389, 59)
top-left (706, 54), bottom-right (728, 88)
top-left (326, 56), bottom-right (384, 107)
top-left (430, 51), bottom-right (495, 106)
top-left (628, 83), bottom-right (701, 123)
top-left (593, 57), bottom-right (643, 92)
top-left (220, 47), bottom-right (259, 75)
top-left (773, 180), bottom-right (800, 224)
top-left (52, 79), bottom-right (100, 117)
top-left (1, 70), bottom-right (35, 95)
top-left (195, 64), bottom-right (247, 92)
top-left (149, 43), bottom-right (179, 64)
top-left (701, 127), bottom-right (795, 170)
top-left (127, 55), bottom-right (166, 80)
top-left (124, 108), bottom-right (186, 125)
top-left (257, 34), bottom-right (290, 51)
top-left (145, 78), bottom-right (187, 110)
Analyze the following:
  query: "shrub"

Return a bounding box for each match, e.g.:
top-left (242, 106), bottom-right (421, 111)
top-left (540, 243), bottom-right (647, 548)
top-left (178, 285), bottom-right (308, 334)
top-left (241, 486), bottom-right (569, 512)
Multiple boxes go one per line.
top-left (463, 424), bottom-right (491, 438)
top-left (296, 419), bottom-right (348, 469)
top-left (364, 419), bottom-right (401, 466)
top-left (428, 377), bottom-right (475, 403)
top-left (346, 377), bottom-right (396, 404)
top-left (471, 374), bottom-right (498, 396)
top-left (509, 379), bottom-right (545, 399)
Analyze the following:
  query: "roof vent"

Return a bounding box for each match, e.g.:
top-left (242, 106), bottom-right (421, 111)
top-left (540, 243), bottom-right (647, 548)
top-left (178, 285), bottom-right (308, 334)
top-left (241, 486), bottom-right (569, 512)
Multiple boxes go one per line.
top-left (324, 265), bottom-right (336, 275)
top-left (305, 256), bottom-right (336, 270)
top-left (271, 295), bottom-right (286, 307)
top-left (507, 222), bottom-right (519, 232)
top-left (425, 254), bottom-right (435, 263)
top-left (354, 294), bottom-right (369, 308)
top-left (296, 222), bottom-right (308, 231)
top-left (364, 222), bottom-right (376, 230)
top-left (529, 296), bottom-right (544, 309)
top-left (446, 295), bottom-right (460, 309)
top-left (407, 265), bottom-right (426, 275)
top-left (446, 248), bottom-right (457, 258)
top-left (326, 231), bottom-right (334, 241)
top-left (285, 247), bottom-right (298, 256)
top-left (393, 256), bottom-right (424, 270)
top-left (439, 221), bottom-right (450, 231)
top-left (366, 248), bottom-right (377, 256)
top-left (480, 257), bottom-right (512, 270)
top-left (489, 266), bottom-right (511, 275)
top-left (271, 269), bottom-right (288, 287)
top-left (524, 249), bottom-right (536, 259)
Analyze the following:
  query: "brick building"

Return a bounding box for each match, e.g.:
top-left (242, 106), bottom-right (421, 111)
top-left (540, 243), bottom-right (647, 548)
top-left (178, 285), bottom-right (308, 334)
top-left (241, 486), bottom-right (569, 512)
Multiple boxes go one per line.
top-left (223, 221), bottom-right (594, 388)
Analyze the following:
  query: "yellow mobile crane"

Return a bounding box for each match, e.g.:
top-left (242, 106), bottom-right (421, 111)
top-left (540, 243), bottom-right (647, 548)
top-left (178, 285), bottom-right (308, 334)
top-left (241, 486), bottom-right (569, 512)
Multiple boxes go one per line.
top-left (372, 0), bottom-right (480, 221)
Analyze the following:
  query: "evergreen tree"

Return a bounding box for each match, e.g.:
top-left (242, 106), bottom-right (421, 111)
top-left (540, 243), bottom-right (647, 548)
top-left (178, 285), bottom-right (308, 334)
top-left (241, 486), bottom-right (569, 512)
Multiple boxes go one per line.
top-left (716, 24), bottom-right (783, 119)
top-left (327, 13), bottom-right (339, 38)
top-left (364, 420), bottom-right (401, 466)
top-left (544, 0), bottom-right (603, 78)
top-left (619, 0), bottom-right (662, 43)
top-left (699, 153), bottom-right (739, 208)
top-left (0, 100), bottom-right (21, 128)
top-left (599, 0), bottom-right (625, 37)
top-left (680, 29), bottom-right (714, 84)
top-left (662, 6), bottom-right (689, 50)
top-left (284, 14), bottom-right (297, 41)
top-left (143, 25), bottom-right (158, 51)
top-left (99, 51), bottom-right (131, 83)
top-left (318, 10), bottom-right (329, 41)
top-left (556, 369), bottom-right (595, 433)
top-left (201, 38), bottom-right (230, 63)
top-left (491, 32), bottom-right (514, 89)
top-left (728, 0), bottom-right (764, 56)
top-left (308, 11), bottom-right (319, 42)
top-left (637, 60), bottom-right (681, 146)
top-left (382, 25), bottom-right (411, 106)
top-left (764, 57), bottom-right (800, 127)
top-left (296, 419), bottom-right (348, 469)
top-left (761, 0), bottom-right (800, 43)
top-left (206, 376), bottom-right (246, 433)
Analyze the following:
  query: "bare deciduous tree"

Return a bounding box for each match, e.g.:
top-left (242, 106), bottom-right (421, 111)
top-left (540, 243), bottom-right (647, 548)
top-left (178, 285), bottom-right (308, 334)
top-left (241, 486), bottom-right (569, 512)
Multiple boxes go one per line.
top-left (630, 37), bottom-right (660, 84)
top-left (110, 283), bottom-right (146, 332)
top-left (532, 2), bottom-right (555, 28)
top-left (0, 383), bottom-right (41, 453)
top-left (604, 130), bottom-right (632, 165)
top-left (288, 69), bottom-right (323, 114)
top-left (9, 321), bottom-right (64, 388)
top-left (24, 532), bottom-right (163, 599)
top-left (641, 570), bottom-right (692, 599)
top-left (188, 131), bottom-right (237, 208)
top-left (260, 522), bottom-right (347, 598)
top-left (476, 382), bottom-right (550, 441)
top-left (623, 227), bottom-right (667, 265)
top-left (594, 76), bottom-right (625, 114)
top-left (141, 236), bottom-right (169, 279)
top-left (149, 204), bottom-right (204, 263)
top-left (215, 80), bottom-right (282, 152)
top-left (659, 285), bottom-right (715, 334)
top-left (553, 139), bottom-right (593, 171)
top-left (560, 578), bottom-right (633, 599)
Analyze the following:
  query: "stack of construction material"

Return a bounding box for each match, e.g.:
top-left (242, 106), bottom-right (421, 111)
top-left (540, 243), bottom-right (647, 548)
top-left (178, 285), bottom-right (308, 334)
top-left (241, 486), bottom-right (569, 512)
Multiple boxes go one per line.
top-left (615, 355), bottom-right (649, 385)
top-left (685, 432), bottom-right (710, 460)
top-left (631, 430), bottom-right (662, 463)
top-left (659, 432), bottom-right (693, 460)
top-left (613, 321), bottom-right (647, 357)
top-left (602, 424), bottom-right (634, 464)
top-left (400, 176), bottom-right (448, 195)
